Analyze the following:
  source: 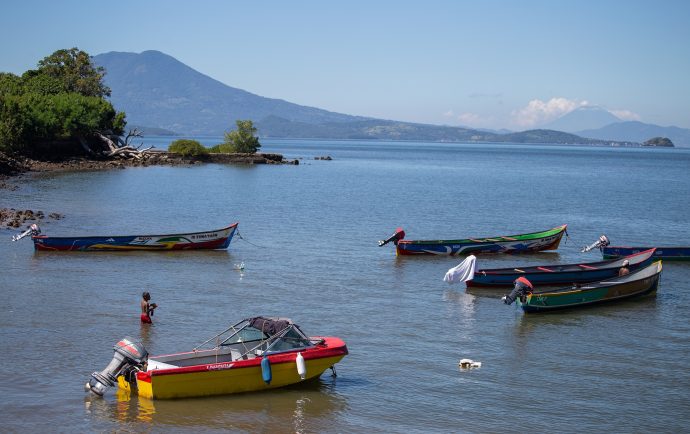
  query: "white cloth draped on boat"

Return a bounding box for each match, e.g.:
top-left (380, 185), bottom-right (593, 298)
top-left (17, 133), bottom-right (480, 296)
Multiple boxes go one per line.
top-left (443, 255), bottom-right (476, 283)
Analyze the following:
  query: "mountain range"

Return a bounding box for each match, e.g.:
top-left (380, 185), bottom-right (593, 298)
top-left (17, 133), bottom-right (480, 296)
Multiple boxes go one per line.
top-left (545, 107), bottom-right (690, 146)
top-left (544, 106), bottom-right (621, 132)
top-left (93, 51), bottom-right (688, 146)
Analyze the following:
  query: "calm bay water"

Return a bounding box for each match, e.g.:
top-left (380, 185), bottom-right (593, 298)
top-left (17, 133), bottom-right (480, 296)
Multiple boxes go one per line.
top-left (2, 140), bottom-right (690, 433)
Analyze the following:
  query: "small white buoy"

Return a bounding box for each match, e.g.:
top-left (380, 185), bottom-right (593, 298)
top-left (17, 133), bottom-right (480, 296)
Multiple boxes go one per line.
top-left (458, 358), bottom-right (482, 369)
top-left (234, 261), bottom-right (245, 271)
top-left (296, 352), bottom-right (306, 380)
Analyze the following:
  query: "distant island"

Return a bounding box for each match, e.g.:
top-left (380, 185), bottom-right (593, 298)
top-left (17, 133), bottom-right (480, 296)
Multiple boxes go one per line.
top-left (254, 117), bottom-right (639, 146)
top-left (642, 137), bottom-right (674, 147)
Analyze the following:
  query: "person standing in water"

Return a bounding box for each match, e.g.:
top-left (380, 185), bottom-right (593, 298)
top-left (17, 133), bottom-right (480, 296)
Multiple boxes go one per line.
top-left (140, 292), bottom-right (158, 323)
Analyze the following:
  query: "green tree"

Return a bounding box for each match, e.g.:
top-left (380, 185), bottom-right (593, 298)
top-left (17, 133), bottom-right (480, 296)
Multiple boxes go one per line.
top-left (0, 73), bottom-right (23, 96)
top-left (0, 48), bottom-right (126, 156)
top-left (0, 96), bottom-right (24, 152)
top-left (35, 47), bottom-right (111, 97)
top-left (223, 120), bottom-right (261, 153)
top-left (168, 139), bottom-right (208, 157)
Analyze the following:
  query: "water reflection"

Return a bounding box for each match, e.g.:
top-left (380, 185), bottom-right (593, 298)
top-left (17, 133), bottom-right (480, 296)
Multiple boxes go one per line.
top-left (85, 376), bottom-right (348, 431)
top-left (464, 286), bottom-right (506, 300)
top-left (139, 321), bottom-right (155, 350)
top-left (442, 288), bottom-right (477, 316)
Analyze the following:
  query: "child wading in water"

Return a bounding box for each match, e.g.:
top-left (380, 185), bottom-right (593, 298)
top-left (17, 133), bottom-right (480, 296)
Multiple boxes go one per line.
top-left (141, 292), bottom-right (158, 323)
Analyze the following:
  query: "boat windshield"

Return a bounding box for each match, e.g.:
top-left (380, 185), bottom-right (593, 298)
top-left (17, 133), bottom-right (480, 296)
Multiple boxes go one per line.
top-left (264, 326), bottom-right (313, 353)
top-left (221, 326), bottom-right (267, 345)
top-left (195, 317), bottom-right (315, 355)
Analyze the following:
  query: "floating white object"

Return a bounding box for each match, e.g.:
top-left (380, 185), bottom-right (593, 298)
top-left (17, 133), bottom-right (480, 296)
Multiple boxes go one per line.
top-left (458, 358), bottom-right (481, 369)
top-left (234, 262), bottom-right (245, 271)
top-left (444, 255), bottom-right (477, 283)
top-left (296, 352), bottom-right (306, 380)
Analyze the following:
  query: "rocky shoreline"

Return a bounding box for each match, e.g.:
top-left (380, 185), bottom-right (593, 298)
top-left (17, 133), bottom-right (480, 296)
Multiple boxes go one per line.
top-left (1, 208), bottom-right (64, 229)
top-left (0, 150), bottom-right (297, 177)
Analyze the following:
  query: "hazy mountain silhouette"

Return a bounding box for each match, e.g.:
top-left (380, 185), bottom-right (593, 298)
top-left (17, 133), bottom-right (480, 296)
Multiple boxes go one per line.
top-left (544, 106), bottom-right (621, 132)
top-left (94, 50), bottom-right (367, 135)
top-left (93, 50), bottom-right (645, 146)
top-left (579, 121), bottom-right (690, 146)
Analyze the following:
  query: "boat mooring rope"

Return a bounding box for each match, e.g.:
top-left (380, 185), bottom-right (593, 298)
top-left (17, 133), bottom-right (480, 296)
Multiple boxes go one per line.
top-left (235, 229), bottom-right (267, 248)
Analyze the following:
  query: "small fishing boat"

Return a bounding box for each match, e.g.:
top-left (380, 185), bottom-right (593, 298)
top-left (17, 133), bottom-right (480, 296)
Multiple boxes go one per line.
top-left (582, 234), bottom-right (690, 261)
top-left (464, 248), bottom-right (656, 287)
top-left (508, 261), bottom-right (662, 313)
top-left (602, 246), bottom-right (690, 261)
top-left (12, 222), bottom-right (238, 251)
top-left (86, 317), bottom-right (348, 399)
top-left (379, 224), bottom-right (567, 256)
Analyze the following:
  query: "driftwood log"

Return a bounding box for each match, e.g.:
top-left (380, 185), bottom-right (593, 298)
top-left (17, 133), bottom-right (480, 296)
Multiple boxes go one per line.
top-left (79, 128), bottom-right (155, 160)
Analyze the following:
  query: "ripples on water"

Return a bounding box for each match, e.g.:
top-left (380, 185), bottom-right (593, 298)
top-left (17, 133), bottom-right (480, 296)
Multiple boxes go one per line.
top-left (1, 140), bottom-right (690, 433)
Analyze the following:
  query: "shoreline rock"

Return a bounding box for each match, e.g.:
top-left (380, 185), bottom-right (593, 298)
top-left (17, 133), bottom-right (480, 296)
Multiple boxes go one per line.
top-left (1, 208), bottom-right (64, 229)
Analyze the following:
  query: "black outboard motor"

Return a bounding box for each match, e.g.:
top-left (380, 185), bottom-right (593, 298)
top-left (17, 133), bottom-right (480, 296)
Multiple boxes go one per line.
top-left (502, 277), bottom-right (533, 305)
top-left (378, 227), bottom-right (406, 246)
top-left (581, 235), bottom-right (610, 253)
top-left (86, 337), bottom-right (148, 397)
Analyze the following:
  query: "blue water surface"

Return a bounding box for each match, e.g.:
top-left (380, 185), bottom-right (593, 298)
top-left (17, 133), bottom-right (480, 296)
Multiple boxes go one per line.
top-left (1, 139), bottom-right (689, 433)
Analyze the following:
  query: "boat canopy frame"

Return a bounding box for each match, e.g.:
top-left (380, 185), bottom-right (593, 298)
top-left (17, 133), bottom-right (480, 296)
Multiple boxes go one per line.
top-left (193, 317), bottom-right (316, 359)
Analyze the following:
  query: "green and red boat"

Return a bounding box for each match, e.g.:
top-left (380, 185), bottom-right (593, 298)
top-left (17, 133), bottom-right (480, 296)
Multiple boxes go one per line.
top-left (510, 261), bottom-right (662, 313)
top-left (379, 224), bottom-right (567, 256)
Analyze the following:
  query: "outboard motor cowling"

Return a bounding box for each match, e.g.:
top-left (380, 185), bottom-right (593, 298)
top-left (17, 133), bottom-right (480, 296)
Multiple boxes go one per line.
top-left (503, 277), bottom-right (533, 305)
top-left (12, 224), bottom-right (40, 242)
top-left (581, 235), bottom-right (610, 253)
top-left (86, 337), bottom-right (148, 397)
top-left (378, 227), bottom-right (406, 246)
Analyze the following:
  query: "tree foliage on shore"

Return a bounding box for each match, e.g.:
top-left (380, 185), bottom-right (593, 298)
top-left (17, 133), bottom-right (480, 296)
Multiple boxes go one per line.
top-left (0, 48), bottom-right (125, 157)
top-left (168, 139), bottom-right (208, 157)
top-left (216, 120), bottom-right (261, 154)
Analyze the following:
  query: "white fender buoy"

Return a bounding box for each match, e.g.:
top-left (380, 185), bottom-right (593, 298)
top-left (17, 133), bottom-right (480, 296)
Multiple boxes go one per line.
top-left (296, 352), bottom-right (306, 380)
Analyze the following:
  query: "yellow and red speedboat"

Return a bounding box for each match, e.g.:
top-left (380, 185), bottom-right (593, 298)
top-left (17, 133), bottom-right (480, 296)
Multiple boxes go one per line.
top-left (86, 317), bottom-right (348, 399)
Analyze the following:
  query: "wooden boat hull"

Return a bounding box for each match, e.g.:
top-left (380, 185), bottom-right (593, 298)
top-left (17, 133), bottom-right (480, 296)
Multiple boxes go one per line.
top-left (603, 246), bottom-right (690, 261)
top-left (517, 261), bottom-right (662, 313)
top-left (124, 337), bottom-right (347, 399)
top-left (31, 223), bottom-right (238, 251)
top-left (396, 225), bottom-right (567, 256)
top-left (467, 248), bottom-right (656, 287)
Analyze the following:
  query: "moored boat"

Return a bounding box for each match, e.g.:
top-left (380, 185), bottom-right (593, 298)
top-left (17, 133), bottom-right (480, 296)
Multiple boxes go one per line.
top-left (581, 234), bottom-right (690, 261)
top-left (509, 261), bottom-right (662, 313)
top-left (465, 248), bottom-right (656, 287)
top-left (379, 224), bottom-right (567, 256)
top-left (86, 317), bottom-right (348, 399)
top-left (602, 246), bottom-right (690, 261)
top-left (12, 222), bottom-right (238, 251)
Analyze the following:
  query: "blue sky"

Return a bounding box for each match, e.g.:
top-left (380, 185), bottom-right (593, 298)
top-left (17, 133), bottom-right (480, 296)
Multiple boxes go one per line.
top-left (2, 0), bottom-right (689, 129)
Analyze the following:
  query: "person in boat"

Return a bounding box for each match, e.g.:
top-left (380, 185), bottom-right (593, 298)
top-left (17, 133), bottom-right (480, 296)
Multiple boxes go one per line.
top-left (619, 259), bottom-right (631, 276)
top-left (141, 292), bottom-right (158, 323)
top-left (502, 276), bottom-right (533, 305)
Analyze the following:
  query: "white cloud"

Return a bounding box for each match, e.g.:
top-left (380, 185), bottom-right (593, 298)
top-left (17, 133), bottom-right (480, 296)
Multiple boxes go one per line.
top-left (610, 109), bottom-right (641, 121)
top-left (510, 97), bottom-right (588, 128)
top-left (457, 112), bottom-right (482, 126)
top-left (444, 111), bottom-right (495, 128)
